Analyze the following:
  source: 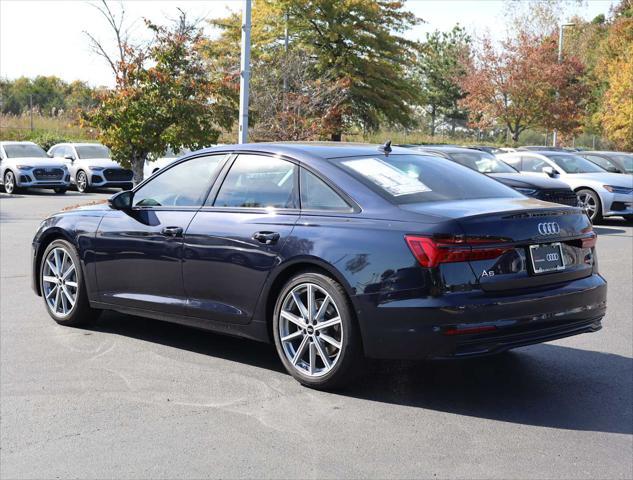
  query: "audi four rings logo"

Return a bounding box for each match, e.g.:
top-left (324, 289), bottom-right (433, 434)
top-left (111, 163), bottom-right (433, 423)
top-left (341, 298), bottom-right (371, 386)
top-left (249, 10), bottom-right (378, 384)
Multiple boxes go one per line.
top-left (546, 253), bottom-right (560, 262)
top-left (538, 222), bottom-right (561, 235)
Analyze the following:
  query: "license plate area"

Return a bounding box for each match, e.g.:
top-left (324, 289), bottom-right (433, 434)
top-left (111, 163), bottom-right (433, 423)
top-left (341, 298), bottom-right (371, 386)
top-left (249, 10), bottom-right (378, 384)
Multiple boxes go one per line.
top-left (529, 242), bottom-right (565, 274)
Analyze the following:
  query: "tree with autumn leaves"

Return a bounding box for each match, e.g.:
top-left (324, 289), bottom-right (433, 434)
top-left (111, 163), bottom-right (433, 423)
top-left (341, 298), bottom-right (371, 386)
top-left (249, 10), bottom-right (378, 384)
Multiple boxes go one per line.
top-left (460, 32), bottom-right (587, 143)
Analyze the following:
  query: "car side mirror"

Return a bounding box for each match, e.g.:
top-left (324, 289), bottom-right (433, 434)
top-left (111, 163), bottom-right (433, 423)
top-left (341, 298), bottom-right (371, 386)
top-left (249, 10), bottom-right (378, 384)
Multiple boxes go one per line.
top-left (108, 190), bottom-right (134, 210)
top-left (542, 166), bottom-right (558, 177)
top-left (64, 154), bottom-right (75, 162)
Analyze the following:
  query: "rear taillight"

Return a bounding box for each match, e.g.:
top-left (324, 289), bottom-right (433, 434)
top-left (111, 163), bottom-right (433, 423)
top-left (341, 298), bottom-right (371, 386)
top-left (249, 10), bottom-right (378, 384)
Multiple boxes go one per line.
top-left (581, 232), bottom-right (597, 249)
top-left (405, 235), bottom-right (511, 268)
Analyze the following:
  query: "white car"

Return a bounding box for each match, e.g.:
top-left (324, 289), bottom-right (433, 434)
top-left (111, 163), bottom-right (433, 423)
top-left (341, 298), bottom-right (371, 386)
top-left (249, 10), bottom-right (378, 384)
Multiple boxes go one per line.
top-left (48, 143), bottom-right (134, 193)
top-left (497, 150), bottom-right (633, 222)
top-left (143, 147), bottom-right (191, 180)
top-left (0, 141), bottom-right (71, 194)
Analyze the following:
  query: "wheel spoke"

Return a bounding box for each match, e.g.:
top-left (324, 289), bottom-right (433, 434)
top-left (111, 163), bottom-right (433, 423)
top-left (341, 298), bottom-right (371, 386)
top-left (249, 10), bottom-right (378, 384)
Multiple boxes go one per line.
top-left (306, 284), bottom-right (315, 322)
top-left (53, 287), bottom-right (61, 312)
top-left (291, 291), bottom-right (309, 320)
top-left (65, 280), bottom-right (78, 289)
top-left (319, 332), bottom-right (341, 350)
top-left (61, 285), bottom-right (74, 306)
top-left (314, 295), bottom-right (330, 321)
top-left (54, 249), bottom-right (63, 275)
top-left (281, 330), bottom-right (303, 343)
top-left (46, 258), bottom-right (58, 276)
top-left (314, 338), bottom-right (331, 368)
top-left (42, 275), bottom-right (57, 285)
top-left (309, 342), bottom-right (316, 374)
top-left (45, 285), bottom-right (58, 299)
top-left (314, 316), bottom-right (341, 331)
top-left (292, 336), bottom-right (309, 365)
top-left (281, 310), bottom-right (305, 328)
top-left (62, 263), bottom-right (75, 280)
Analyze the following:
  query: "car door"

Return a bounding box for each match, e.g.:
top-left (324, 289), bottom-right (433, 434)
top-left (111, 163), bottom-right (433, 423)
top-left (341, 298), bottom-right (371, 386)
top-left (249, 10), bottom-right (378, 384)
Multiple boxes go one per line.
top-left (94, 153), bottom-right (230, 314)
top-left (182, 153), bottom-right (300, 324)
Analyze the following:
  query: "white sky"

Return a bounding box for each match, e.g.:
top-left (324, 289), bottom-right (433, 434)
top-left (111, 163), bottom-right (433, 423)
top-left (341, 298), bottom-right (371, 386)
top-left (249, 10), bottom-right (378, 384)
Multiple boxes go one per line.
top-left (0, 0), bottom-right (617, 87)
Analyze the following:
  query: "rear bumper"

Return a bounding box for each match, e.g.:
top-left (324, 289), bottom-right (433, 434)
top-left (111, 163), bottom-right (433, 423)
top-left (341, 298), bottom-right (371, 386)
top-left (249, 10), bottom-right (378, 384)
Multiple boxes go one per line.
top-left (355, 273), bottom-right (607, 359)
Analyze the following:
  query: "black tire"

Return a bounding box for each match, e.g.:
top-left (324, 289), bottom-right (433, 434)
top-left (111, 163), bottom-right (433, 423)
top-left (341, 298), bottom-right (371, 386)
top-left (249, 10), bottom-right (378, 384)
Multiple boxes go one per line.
top-left (577, 188), bottom-right (602, 223)
top-left (53, 188), bottom-right (67, 194)
top-left (76, 170), bottom-right (89, 193)
top-left (272, 271), bottom-right (362, 390)
top-left (4, 170), bottom-right (20, 194)
top-left (39, 239), bottom-right (101, 326)
top-left (624, 215), bottom-right (633, 223)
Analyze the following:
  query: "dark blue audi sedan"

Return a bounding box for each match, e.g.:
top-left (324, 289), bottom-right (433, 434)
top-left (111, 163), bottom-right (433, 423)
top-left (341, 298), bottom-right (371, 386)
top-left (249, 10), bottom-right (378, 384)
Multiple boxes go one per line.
top-left (32, 143), bottom-right (606, 389)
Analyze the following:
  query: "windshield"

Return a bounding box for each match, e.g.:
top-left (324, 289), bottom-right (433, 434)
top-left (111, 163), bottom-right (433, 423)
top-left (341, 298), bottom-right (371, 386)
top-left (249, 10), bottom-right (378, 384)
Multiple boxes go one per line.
top-left (335, 154), bottom-right (521, 204)
top-left (448, 151), bottom-right (517, 173)
top-left (611, 154), bottom-right (633, 172)
top-left (545, 154), bottom-right (606, 173)
top-left (76, 145), bottom-right (110, 159)
top-left (3, 144), bottom-right (48, 158)
top-left (162, 147), bottom-right (191, 158)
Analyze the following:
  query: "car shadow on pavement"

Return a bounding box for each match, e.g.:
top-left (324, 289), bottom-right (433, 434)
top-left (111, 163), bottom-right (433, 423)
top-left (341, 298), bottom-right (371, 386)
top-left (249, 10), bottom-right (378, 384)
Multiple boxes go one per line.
top-left (87, 311), bottom-right (632, 436)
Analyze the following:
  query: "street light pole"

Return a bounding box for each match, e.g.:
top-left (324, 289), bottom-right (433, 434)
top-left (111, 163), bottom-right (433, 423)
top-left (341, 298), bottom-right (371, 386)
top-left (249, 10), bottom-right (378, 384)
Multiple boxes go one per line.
top-left (238, 0), bottom-right (252, 144)
top-left (552, 22), bottom-right (575, 148)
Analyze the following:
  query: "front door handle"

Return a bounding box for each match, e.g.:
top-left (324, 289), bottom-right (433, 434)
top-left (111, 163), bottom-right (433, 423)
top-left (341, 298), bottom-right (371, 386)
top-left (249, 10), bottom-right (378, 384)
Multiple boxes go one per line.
top-left (161, 226), bottom-right (183, 237)
top-left (253, 231), bottom-right (280, 245)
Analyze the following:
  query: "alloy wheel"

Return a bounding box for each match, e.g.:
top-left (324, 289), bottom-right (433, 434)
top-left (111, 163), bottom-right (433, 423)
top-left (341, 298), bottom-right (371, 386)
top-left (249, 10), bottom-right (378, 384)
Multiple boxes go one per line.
top-left (578, 191), bottom-right (597, 220)
top-left (278, 283), bottom-right (343, 377)
top-left (76, 171), bottom-right (88, 193)
top-left (4, 171), bottom-right (15, 194)
top-left (42, 247), bottom-right (78, 317)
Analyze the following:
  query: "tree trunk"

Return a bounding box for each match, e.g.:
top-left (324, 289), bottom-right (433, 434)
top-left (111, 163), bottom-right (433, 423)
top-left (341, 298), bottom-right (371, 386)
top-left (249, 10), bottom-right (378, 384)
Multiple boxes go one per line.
top-left (130, 155), bottom-right (145, 185)
top-left (430, 105), bottom-right (436, 137)
top-left (512, 129), bottom-right (520, 143)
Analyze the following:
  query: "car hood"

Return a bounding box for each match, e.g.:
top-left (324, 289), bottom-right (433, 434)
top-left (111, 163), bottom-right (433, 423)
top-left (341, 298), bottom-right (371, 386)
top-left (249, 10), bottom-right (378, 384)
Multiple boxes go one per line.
top-left (77, 158), bottom-right (122, 169)
top-left (7, 157), bottom-right (67, 168)
top-left (488, 173), bottom-right (571, 189)
top-left (565, 172), bottom-right (633, 187)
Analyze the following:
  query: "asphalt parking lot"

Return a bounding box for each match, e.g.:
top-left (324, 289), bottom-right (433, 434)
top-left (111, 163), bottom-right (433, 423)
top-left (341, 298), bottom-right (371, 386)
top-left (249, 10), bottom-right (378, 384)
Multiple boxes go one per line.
top-left (1, 190), bottom-right (631, 479)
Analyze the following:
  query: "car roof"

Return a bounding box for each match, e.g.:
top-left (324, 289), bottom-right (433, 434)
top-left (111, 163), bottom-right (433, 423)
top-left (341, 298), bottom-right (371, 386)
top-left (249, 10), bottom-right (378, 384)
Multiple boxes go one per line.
top-left (0, 141), bottom-right (37, 145)
top-left (582, 151), bottom-right (631, 155)
top-left (195, 142), bottom-right (416, 160)
top-left (411, 145), bottom-right (487, 155)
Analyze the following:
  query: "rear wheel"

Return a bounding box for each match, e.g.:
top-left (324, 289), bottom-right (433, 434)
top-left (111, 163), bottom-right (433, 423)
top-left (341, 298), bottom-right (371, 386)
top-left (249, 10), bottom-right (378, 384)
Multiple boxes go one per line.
top-left (577, 189), bottom-right (602, 223)
top-left (273, 272), bottom-right (362, 390)
top-left (4, 171), bottom-right (20, 194)
top-left (76, 170), bottom-right (89, 193)
top-left (40, 239), bottom-right (101, 326)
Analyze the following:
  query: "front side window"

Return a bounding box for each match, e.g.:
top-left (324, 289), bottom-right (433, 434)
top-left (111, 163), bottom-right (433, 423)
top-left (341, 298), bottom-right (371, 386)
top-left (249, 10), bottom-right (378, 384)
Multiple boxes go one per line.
top-left (448, 151), bottom-right (517, 173)
top-left (544, 154), bottom-right (605, 173)
top-left (76, 145), bottom-right (111, 159)
top-left (4, 143), bottom-right (48, 158)
top-left (213, 155), bottom-right (297, 209)
top-left (336, 154), bottom-right (520, 204)
top-left (300, 169), bottom-right (352, 211)
top-left (134, 154), bottom-right (227, 207)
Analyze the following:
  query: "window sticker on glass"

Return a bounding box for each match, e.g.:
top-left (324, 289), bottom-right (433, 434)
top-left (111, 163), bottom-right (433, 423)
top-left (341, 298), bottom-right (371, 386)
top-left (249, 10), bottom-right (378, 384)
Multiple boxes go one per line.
top-left (342, 158), bottom-right (432, 196)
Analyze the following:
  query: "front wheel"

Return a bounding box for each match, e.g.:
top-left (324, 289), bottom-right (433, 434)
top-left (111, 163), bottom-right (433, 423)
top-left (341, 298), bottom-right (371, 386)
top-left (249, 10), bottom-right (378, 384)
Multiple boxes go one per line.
top-left (4, 171), bottom-right (20, 194)
top-left (53, 187), bottom-right (67, 194)
top-left (40, 239), bottom-right (101, 326)
top-left (273, 272), bottom-right (362, 390)
top-left (577, 189), bottom-right (602, 223)
top-left (76, 170), bottom-right (89, 193)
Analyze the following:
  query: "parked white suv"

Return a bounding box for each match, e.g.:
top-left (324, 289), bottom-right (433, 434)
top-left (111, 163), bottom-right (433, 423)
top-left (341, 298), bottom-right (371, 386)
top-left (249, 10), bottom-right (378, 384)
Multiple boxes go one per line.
top-left (143, 147), bottom-right (191, 180)
top-left (497, 150), bottom-right (633, 222)
top-left (49, 143), bottom-right (133, 193)
top-left (0, 141), bottom-right (71, 194)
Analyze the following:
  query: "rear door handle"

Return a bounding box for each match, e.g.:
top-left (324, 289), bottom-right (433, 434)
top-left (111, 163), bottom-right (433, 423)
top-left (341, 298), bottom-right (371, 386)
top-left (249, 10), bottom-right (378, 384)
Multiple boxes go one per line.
top-left (161, 226), bottom-right (183, 237)
top-left (253, 231), bottom-right (280, 245)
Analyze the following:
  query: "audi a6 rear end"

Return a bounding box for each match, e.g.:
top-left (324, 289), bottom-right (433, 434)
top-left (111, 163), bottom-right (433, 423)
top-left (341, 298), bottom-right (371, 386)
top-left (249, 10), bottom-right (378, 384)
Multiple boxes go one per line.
top-left (31, 143), bottom-right (606, 389)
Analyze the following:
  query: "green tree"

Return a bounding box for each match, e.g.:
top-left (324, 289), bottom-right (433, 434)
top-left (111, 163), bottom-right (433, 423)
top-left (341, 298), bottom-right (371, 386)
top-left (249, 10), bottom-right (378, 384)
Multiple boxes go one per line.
top-left (86, 13), bottom-right (234, 182)
top-left (207, 0), bottom-right (421, 141)
top-left (414, 26), bottom-right (470, 136)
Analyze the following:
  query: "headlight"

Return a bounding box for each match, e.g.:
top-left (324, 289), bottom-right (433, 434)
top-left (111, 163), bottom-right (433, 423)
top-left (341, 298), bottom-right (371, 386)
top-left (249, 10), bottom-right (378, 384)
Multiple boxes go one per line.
top-left (16, 165), bottom-right (33, 170)
top-left (603, 185), bottom-right (633, 195)
top-left (515, 187), bottom-right (538, 196)
top-left (89, 166), bottom-right (104, 171)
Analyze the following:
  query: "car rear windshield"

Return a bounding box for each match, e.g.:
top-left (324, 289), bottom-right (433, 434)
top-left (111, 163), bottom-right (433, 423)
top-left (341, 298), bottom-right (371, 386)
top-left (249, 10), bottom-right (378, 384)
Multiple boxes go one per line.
top-left (544, 154), bottom-right (605, 173)
top-left (334, 154), bottom-right (521, 204)
top-left (3, 144), bottom-right (48, 158)
top-left (76, 145), bottom-right (111, 159)
top-left (447, 151), bottom-right (517, 173)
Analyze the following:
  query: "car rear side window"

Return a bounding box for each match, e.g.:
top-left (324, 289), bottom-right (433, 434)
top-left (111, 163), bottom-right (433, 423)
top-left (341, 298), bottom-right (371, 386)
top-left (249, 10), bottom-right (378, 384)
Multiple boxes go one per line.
top-left (213, 154), bottom-right (297, 209)
top-left (521, 156), bottom-right (551, 173)
top-left (300, 169), bottom-right (352, 212)
top-left (335, 154), bottom-right (521, 204)
top-left (134, 154), bottom-right (227, 207)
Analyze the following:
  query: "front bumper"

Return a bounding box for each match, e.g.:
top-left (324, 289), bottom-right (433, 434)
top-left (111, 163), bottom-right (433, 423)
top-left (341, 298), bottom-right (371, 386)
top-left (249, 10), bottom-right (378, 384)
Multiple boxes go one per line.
top-left (16, 174), bottom-right (70, 189)
top-left (87, 172), bottom-right (133, 189)
top-left (354, 273), bottom-right (607, 359)
top-left (602, 191), bottom-right (633, 217)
